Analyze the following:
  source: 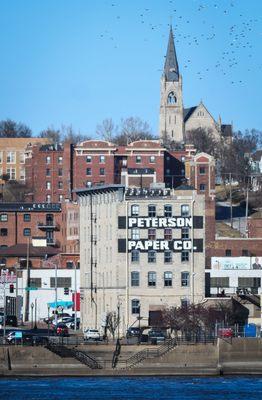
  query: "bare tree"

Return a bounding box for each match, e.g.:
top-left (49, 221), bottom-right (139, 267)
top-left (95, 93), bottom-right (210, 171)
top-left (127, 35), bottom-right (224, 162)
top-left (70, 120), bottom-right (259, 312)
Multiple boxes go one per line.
top-left (96, 118), bottom-right (117, 142)
top-left (40, 127), bottom-right (61, 143)
top-left (114, 116), bottom-right (155, 145)
top-left (0, 119), bottom-right (32, 138)
top-left (185, 127), bottom-right (219, 156)
top-left (105, 311), bottom-right (120, 340)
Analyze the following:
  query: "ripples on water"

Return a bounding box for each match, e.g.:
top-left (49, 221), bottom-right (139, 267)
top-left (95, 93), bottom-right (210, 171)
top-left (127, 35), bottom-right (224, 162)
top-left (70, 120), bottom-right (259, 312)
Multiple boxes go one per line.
top-left (0, 376), bottom-right (261, 400)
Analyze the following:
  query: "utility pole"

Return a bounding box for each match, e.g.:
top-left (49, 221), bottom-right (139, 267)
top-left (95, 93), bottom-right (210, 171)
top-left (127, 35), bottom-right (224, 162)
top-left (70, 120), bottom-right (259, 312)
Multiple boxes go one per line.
top-left (3, 270), bottom-right (6, 344)
top-left (15, 265), bottom-right (18, 322)
top-left (74, 261), bottom-right (77, 331)
top-left (229, 172), bottom-right (233, 228)
top-left (25, 237), bottom-right (30, 322)
top-left (245, 176), bottom-right (249, 237)
top-left (55, 262), bottom-right (58, 326)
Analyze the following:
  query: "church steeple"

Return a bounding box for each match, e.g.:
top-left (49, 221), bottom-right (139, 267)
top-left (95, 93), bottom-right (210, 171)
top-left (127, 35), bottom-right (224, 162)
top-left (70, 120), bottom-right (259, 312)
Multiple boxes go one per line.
top-left (164, 26), bottom-right (179, 82)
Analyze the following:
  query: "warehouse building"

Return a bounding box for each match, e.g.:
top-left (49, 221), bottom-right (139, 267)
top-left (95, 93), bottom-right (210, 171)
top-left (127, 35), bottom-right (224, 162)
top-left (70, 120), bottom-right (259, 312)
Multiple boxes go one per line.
top-left (77, 184), bottom-right (206, 335)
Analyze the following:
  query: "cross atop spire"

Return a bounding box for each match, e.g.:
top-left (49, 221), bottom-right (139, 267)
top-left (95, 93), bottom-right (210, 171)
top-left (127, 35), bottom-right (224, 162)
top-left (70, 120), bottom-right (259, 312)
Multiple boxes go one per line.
top-left (164, 26), bottom-right (179, 82)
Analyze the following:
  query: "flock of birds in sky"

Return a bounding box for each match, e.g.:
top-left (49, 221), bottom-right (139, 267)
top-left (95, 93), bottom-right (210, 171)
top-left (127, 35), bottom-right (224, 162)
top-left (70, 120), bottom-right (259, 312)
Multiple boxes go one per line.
top-left (97, 1), bottom-right (261, 86)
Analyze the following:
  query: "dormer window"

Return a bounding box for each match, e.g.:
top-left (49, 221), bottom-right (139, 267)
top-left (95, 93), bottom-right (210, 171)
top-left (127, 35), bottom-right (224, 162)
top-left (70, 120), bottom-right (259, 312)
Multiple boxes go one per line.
top-left (167, 92), bottom-right (177, 104)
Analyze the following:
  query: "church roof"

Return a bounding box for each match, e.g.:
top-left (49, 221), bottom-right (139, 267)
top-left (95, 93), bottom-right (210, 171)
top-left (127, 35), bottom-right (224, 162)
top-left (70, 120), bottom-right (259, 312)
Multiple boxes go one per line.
top-left (164, 26), bottom-right (179, 82)
top-left (183, 106), bottom-right (197, 122)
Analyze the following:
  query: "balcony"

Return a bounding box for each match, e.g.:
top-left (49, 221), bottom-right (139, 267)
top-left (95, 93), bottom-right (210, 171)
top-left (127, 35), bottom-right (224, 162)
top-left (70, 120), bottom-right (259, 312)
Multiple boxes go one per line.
top-left (38, 222), bottom-right (60, 231)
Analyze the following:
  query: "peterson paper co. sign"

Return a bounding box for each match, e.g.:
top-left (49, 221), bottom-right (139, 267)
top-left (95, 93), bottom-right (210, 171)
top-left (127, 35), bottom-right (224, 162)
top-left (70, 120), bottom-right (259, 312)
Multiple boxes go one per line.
top-left (128, 239), bottom-right (196, 251)
top-left (128, 217), bottom-right (192, 228)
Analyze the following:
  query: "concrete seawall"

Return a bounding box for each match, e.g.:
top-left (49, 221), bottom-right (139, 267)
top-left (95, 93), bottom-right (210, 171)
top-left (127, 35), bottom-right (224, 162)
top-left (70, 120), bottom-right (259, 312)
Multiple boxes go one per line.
top-left (0, 338), bottom-right (261, 376)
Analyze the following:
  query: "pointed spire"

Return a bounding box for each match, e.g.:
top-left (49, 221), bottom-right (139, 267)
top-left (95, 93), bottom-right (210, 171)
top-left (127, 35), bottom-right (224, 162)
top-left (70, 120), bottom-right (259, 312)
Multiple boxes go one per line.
top-left (164, 26), bottom-right (179, 82)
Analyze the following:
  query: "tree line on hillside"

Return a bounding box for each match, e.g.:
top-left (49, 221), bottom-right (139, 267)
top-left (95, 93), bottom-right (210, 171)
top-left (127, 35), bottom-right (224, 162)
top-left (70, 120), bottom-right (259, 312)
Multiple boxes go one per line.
top-left (0, 116), bottom-right (261, 182)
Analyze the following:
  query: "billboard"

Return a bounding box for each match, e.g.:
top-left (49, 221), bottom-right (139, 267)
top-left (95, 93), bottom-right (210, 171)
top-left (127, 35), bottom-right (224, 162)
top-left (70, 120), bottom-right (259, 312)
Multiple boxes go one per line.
top-left (211, 257), bottom-right (262, 270)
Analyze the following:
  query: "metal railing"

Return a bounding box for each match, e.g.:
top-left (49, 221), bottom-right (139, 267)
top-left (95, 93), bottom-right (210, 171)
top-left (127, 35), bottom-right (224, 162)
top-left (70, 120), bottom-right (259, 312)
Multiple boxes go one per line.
top-left (46, 342), bottom-right (102, 369)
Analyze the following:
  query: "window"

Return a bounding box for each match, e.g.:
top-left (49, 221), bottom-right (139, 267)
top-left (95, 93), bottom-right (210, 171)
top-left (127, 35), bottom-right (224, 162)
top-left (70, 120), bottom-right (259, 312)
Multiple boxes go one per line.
top-left (131, 204), bottom-right (139, 216)
top-left (99, 155), bottom-right (105, 163)
top-left (23, 228), bottom-right (31, 236)
top-left (58, 168), bottom-right (63, 176)
top-left (136, 156), bottom-right (141, 164)
top-left (46, 168), bottom-right (50, 176)
top-left (66, 261), bottom-right (73, 269)
top-left (86, 168), bottom-right (92, 176)
top-left (19, 152), bottom-right (25, 164)
top-left (181, 250), bottom-right (189, 262)
top-left (167, 91), bottom-right (177, 104)
top-left (58, 156), bottom-right (63, 164)
top-left (46, 156), bottom-right (51, 164)
top-left (242, 250), bottom-right (249, 256)
top-left (181, 272), bottom-right (190, 287)
top-left (148, 271), bottom-right (156, 287)
top-left (181, 204), bottom-right (189, 217)
top-left (23, 214), bottom-right (31, 222)
top-left (164, 204), bottom-right (172, 217)
top-left (181, 298), bottom-right (189, 308)
top-left (46, 194), bottom-right (51, 203)
top-left (148, 228), bottom-right (156, 240)
top-left (6, 168), bottom-right (16, 180)
top-left (164, 272), bottom-right (172, 287)
top-left (0, 257), bottom-right (6, 266)
top-left (6, 151), bottom-right (15, 163)
top-left (164, 228), bottom-right (172, 241)
top-left (59, 195), bottom-right (63, 202)
top-left (29, 278), bottom-right (42, 288)
top-left (0, 214), bottom-right (8, 222)
top-left (148, 250), bottom-right (156, 263)
top-left (148, 204), bottom-right (156, 217)
top-left (100, 168), bottom-right (105, 175)
top-left (46, 181), bottom-right (51, 190)
top-left (131, 271), bottom-right (140, 287)
top-left (199, 166), bottom-right (206, 175)
top-left (149, 156), bottom-right (156, 163)
top-left (50, 277), bottom-right (72, 288)
top-left (164, 250), bottom-right (172, 263)
top-left (20, 168), bottom-right (25, 180)
top-left (131, 228), bottom-right (139, 240)
top-left (199, 184), bottom-right (206, 191)
top-left (58, 181), bottom-right (63, 189)
top-left (131, 299), bottom-right (140, 314)
top-left (181, 227), bottom-right (189, 239)
top-left (225, 249), bottom-right (231, 257)
top-left (238, 277), bottom-right (261, 288)
top-left (0, 228), bottom-right (7, 236)
top-left (210, 277), bottom-right (229, 288)
top-left (131, 250), bottom-right (140, 263)
top-left (86, 156), bottom-right (92, 163)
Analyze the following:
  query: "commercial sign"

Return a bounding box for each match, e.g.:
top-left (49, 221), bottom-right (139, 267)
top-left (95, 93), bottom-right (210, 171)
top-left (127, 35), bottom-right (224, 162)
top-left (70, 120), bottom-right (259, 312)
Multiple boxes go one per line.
top-left (129, 239), bottom-right (198, 251)
top-left (128, 217), bottom-right (192, 229)
top-left (211, 257), bottom-right (262, 270)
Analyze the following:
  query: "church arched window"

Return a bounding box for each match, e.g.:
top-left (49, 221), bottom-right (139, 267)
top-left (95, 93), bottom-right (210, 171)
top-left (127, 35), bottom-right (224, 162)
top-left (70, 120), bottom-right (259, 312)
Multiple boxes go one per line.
top-left (167, 92), bottom-right (177, 104)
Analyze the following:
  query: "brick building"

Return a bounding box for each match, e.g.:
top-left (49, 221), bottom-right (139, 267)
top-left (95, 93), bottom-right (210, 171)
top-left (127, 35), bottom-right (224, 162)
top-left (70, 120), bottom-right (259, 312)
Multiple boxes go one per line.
top-left (0, 202), bottom-right (62, 249)
top-left (25, 142), bottom-right (73, 203)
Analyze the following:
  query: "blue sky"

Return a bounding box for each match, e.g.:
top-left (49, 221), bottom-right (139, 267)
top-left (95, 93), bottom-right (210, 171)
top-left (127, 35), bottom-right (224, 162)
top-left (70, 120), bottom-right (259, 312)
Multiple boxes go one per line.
top-left (0, 0), bottom-right (261, 137)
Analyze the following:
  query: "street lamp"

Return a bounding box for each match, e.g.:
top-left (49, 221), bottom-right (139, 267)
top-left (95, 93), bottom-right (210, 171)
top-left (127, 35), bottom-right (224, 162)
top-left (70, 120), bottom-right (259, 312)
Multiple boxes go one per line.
top-left (31, 302), bottom-right (34, 329)
top-left (34, 298), bottom-right (37, 330)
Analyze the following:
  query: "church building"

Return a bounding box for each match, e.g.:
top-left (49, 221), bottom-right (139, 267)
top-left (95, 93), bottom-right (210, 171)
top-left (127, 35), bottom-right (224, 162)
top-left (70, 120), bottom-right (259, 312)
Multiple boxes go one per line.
top-left (159, 27), bottom-right (232, 143)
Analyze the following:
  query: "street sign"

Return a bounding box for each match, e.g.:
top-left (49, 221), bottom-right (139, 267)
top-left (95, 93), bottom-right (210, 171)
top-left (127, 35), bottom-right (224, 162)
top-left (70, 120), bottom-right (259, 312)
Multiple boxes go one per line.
top-left (25, 287), bottom-right (38, 291)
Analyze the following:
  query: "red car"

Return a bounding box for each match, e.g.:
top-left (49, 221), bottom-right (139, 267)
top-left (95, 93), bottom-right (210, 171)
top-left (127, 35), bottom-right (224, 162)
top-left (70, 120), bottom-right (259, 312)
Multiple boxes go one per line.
top-left (53, 323), bottom-right (69, 337)
top-left (218, 328), bottom-right (233, 338)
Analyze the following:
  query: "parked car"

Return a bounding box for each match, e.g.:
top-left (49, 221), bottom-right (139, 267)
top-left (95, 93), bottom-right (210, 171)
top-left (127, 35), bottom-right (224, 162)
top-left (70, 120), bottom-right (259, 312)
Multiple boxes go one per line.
top-left (84, 328), bottom-right (100, 341)
top-left (6, 331), bottom-right (49, 345)
top-left (218, 328), bottom-right (233, 338)
top-left (0, 315), bottom-right (18, 327)
top-left (53, 323), bottom-right (69, 337)
top-left (126, 327), bottom-right (142, 338)
top-left (68, 318), bottom-right (80, 330)
top-left (44, 313), bottom-right (71, 324)
top-left (148, 329), bottom-right (166, 344)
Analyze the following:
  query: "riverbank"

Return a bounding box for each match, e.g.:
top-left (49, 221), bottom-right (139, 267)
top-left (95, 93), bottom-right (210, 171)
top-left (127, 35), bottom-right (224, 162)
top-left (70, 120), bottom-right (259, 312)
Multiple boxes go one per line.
top-left (0, 338), bottom-right (261, 377)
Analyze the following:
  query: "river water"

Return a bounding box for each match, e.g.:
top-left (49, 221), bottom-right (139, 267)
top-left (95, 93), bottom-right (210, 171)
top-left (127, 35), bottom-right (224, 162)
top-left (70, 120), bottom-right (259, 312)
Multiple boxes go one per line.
top-left (0, 376), bottom-right (261, 399)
